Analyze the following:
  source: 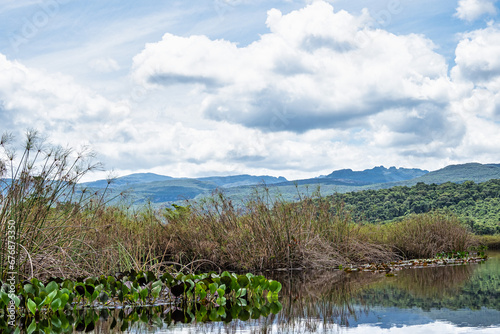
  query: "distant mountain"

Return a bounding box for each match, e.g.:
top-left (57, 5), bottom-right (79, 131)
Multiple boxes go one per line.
top-left (78, 163), bottom-right (500, 206)
top-left (324, 166), bottom-right (429, 184)
top-left (82, 173), bottom-right (173, 188)
top-left (398, 163), bottom-right (500, 185)
top-left (271, 166), bottom-right (429, 187)
top-left (197, 175), bottom-right (287, 188)
top-left (120, 179), bottom-right (218, 204)
top-left (80, 173), bottom-right (288, 204)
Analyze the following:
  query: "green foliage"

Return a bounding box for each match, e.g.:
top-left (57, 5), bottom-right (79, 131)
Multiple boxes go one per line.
top-left (334, 180), bottom-right (500, 234)
top-left (0, 270), bottom-right (282, 321)
top-left (0, 299), bottom-right (283, 333)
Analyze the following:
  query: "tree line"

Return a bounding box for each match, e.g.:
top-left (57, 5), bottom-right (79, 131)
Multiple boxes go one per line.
top-left (332, 179), bottom-right (500, 234)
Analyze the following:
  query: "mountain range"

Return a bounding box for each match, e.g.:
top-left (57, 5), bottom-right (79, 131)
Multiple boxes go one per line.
top-left (80, 163), bottom-right (500, 206)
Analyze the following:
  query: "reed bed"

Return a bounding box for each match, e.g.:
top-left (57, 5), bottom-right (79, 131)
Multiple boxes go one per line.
top-left (0, 131), bottom-right (482, 280)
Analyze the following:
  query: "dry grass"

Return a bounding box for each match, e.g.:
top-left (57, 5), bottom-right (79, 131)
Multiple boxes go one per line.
top-left (383, 212), bottom-right (478, 259)
top-left (158, 190), bottom-right (396, 272)
top-left (475, 234), bottom-right (500, 250)
top-left (0, 131), bottom-right (485, 280)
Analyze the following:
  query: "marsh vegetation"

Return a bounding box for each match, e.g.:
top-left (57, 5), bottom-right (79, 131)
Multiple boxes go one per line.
top-left (0, 131), bottom-right (497, 333)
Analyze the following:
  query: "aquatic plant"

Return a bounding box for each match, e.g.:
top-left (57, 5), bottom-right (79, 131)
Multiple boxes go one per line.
top-left (0, 130), bottom-right (112, 281)
top-left (0, 269), bottom-right (282, 327)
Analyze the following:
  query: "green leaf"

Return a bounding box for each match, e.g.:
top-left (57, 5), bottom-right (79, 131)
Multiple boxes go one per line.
top-left (27, 319), bottom-right (37, 334)
top-left (99, 291), bottom-right (109, 304)
top-left (152, 280), bottom-right (163, 289)
top-left (238, 309), bottom-right (250, 321)
top-left (217, 306), bottom-right (226, 317)
top-left (45, 281), bottom-right (59, 294)
top-left (10, 294), bottom-right (20, 307)
top-left (27, 298), bottom-right (37, 315)
top-left (151, 285), bottom-right (162, 299)
top-left (59, 293), bottom-right (69, 308)
top-left (0, 291), bottom-right (9, 306)
top-left (117, 290), bottom-right (124, 303)
top-left (209, 283), bottom-right (218, 295)
top-left (237, 275), bottom-right (250, 288)
top-left (50, 314), bottom-right (62, 328)
top-left (268, 280), bottom-right (282, 293)
top-left (139, 287), bottom-right (148, 300)
top-left (270, 301), bottom-right (283, 314)
top-left (24, 284), bottom-right (36, 295)
top-left (236, 288), bottom-right (247, 298)
top-left (47, 289), bottom-right (58, 303)
top-left (216, 296), bottom-right (226, 306)
top-left (209, 308), bottom-right (219, 321)
top-left (51, 298), bottom-right (62, 312)
top-left (251, 307), bottom-right (261, 319)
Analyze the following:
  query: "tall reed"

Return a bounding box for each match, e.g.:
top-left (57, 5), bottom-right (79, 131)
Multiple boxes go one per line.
top-left (158, 189), bottom-right (395, 272)
top-left (0, 130), bottom-right (106, 280)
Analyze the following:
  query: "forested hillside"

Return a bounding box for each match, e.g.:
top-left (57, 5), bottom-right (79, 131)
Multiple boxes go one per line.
top-left (333, 179), bottom-right (500, 234)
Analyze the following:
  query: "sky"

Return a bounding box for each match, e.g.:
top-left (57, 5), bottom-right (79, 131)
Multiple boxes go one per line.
top-left (1, 0), bottom-right (500, 182)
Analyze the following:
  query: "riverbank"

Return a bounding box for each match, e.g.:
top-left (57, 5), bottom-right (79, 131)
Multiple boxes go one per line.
top-left (0, 132), bottom-right (492, 281)
top-left (1, 189), bottom-right (485, 281)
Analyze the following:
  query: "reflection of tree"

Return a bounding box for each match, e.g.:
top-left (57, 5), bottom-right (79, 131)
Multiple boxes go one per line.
top-left (354, 255), bottom-right (500, 311)
top-left (264, 270), bottom-right (383, 329)
top-left (381, 264), bottom-right (473, 298)
top-left (20, 255), bottom-right (498, 333)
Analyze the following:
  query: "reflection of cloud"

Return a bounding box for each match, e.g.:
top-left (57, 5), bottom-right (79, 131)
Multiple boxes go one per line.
top-left (455, 0), bottom-right (497, 22)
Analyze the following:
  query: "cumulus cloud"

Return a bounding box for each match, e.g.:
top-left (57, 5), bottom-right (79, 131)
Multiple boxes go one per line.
top-left (133, 1), bottom-right (453, 138)
top-left (447, 24), bottom-right (500, 161)
top-left (455, 0), bottom-right (497, 22)
top-left (0, 53), bottom-right (128, 150)
top-left (5, 1), bottom-right (500, 181)
top-left (453, 25), bottom-right (500, 83)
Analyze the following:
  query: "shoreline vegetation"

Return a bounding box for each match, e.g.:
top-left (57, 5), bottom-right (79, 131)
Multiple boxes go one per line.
top-left (0, 131), bottom-right (498, 328)
top-left (1, 131), bottom-right (498, 280)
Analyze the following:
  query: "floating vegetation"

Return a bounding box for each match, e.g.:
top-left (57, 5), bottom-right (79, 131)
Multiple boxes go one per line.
top-left (341, 252), bottom-right (487, 274)
top-left (0, 270), bottom-right (282, 332)
top-left (0, 302), bottom-right (283, 333)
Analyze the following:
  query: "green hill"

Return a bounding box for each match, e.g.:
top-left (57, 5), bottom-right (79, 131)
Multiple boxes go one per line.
top-left (333, 179), bottom-right (500, 234)
top-left (398, 163), bottom-right (500, 185)
top-left (80, 163), bottom-right (500, 208)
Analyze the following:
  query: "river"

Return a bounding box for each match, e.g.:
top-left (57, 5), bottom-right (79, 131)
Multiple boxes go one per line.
top-left (24, 251), bottom-right (500, 333)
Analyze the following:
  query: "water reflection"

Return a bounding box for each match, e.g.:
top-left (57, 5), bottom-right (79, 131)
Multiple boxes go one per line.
top-left (5, 252), bottom-right (500, 333)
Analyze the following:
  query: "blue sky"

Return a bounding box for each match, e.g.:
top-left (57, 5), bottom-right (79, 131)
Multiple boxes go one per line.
top-left (1, 0), bottom-right (500, 181)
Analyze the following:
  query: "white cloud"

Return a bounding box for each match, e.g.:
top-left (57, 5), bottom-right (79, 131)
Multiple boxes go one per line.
top-left (0, 53), bottom-right (128, 150)
top-left (4, 1), bottom-right (500, 181)
top-left (455, 0), bottom-right (497, 22)
top-left (453, 25), bottom-right (500, 84)
top-left (89, 57), bottom-right (120, 73)
top-left (133, 1), bottom-right (453, 137)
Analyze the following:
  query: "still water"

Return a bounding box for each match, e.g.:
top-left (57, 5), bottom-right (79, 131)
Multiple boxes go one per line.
top-left (37, 252), bottom-right (500, 333)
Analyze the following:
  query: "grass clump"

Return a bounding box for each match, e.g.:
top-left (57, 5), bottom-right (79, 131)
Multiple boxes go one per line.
top-left (159, 191), bottom-right (394, 272)
top-left (475, 234), bottom-right (500, 250)
top-left (384, 212), bottom-right (477, 259)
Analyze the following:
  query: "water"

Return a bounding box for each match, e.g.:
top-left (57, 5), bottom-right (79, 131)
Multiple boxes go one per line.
top-left (130, 252), bottom-right (500, 333)
top-left (11, 252), bottom-right (500, 333)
